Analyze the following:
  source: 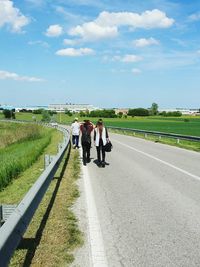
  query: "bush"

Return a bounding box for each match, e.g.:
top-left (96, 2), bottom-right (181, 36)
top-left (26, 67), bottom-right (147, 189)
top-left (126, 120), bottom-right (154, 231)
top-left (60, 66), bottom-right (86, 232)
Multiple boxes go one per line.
top-left (89, 109), bottom-right (117, 118)
top-left (161, 111), bottom-right (182, 117)
top-left (128, 108), bottom-right (149, 116)
top-left (41, 110), bottom-right (51, 122)
top-left (3, 109), bottom-right (15, 119)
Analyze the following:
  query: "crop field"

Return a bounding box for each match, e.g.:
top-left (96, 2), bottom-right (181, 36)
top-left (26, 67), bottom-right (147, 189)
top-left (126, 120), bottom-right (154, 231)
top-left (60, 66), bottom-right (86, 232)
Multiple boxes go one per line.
top-left (1, 112), bottom-right (200, 137)
top-left (0, 122), bottom-right (54, 191)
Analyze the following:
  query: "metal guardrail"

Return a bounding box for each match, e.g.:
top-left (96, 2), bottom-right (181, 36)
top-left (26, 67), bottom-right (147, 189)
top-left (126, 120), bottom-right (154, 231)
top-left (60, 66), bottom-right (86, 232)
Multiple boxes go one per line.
top-left (108, 126), bottom-right (200, 143)
top-left (0, 124), bottom-right (70, 267)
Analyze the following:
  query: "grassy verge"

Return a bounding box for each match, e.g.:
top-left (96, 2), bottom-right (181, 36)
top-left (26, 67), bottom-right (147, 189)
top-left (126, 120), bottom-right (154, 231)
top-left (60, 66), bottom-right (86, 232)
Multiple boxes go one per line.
top-left (0, 125), bottom-right (54, 191)
top-left (0, 122), bottom-right (42, 149)
top-left (0, 129), bottom-right (62, 203)
top-left (110, 129), bottom-right (200, 152)
top-left (9, 148), bottom-right (83, 267)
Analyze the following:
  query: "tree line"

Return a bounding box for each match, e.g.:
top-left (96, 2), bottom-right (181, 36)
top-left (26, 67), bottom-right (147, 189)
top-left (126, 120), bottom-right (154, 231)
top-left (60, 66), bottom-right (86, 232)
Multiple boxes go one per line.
top-left (1, 103), bottom-right (182, 121)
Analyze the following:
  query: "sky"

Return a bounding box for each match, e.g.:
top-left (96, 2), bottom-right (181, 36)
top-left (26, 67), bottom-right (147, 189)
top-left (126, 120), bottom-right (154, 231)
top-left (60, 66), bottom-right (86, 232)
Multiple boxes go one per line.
top-left (0, 0), bottom-right (200, 108)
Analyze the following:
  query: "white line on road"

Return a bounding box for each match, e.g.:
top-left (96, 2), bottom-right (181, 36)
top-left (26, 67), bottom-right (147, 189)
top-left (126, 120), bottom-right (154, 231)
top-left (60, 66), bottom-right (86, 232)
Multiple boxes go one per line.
top-left (82, 160), bottom-right (108, 267)
top-left (114, 139), bottom-right (200, 182)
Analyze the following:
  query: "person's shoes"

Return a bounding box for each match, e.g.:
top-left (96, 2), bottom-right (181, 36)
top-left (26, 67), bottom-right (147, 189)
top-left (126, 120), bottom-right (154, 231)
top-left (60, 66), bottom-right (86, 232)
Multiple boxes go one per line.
top-left (101, 161), bottom-right (105, 168)
top-left (87, 158), bottom-right (91, 163)
top-left (97, 161), bottom-right (101, 167)
top-left (83, 161), bottom-right (86, 166)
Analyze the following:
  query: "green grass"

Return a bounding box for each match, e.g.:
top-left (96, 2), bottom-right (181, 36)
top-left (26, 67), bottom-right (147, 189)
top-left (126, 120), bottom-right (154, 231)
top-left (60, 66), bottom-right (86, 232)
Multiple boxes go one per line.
top-left (9, 148), bottom-right (83, 267)
top-left (0, 123), bottom-right (54, 191)
top-left (0, 129), bottom-right (62, 204)
top-left (2, 112), bottom-right (200, 137)
top-left (0, 122), bottom-right (43, 148)
top-left (111, 129), bottom-right (200, 152)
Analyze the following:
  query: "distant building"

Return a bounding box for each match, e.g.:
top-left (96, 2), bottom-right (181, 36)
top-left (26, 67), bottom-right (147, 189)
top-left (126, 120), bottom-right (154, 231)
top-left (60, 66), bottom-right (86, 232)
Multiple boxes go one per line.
top-left (15, 106), bottom-right (48, 112)
top-left (48, 103), bottom-right (99, 113)
top-left (159, 108), bottom-right (200, 115)
top-left (114, 108), bottom-right (129, 115)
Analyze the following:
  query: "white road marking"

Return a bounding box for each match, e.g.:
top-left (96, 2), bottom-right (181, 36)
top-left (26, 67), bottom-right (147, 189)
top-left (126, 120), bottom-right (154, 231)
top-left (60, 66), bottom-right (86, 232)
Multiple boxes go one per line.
top-left (114, 139), bottom-right (200, 182)
top-left (81, 156), bottom-right (108, 267)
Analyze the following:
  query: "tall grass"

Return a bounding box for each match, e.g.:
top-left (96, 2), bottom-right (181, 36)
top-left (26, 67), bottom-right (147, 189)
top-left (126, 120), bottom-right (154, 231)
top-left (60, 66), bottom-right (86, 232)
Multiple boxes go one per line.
top-left (0, 123), bottom-right (43, 149)
top-left (0, 124), bottom-right (53, 191)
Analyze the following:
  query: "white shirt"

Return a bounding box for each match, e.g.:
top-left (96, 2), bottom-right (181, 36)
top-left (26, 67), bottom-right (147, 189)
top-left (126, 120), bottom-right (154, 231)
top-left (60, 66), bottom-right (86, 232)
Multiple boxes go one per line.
top-left (71, 122), bottom-right (80, 135)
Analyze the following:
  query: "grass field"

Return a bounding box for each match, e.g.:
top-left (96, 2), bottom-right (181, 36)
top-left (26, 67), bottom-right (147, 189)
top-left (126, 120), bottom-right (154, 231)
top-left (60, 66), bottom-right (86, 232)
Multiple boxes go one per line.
top-left (0, 122), bottom-right (54, 190)
top-left (1, 112), bottom-right (200, 137)
top-left (0, 123), bottom-right (82, 266)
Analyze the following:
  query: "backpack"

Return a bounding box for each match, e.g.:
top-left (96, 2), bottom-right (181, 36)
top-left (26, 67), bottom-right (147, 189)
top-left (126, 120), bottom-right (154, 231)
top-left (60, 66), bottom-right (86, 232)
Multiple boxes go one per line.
top-left (81, 125), bottom-right (91, 144)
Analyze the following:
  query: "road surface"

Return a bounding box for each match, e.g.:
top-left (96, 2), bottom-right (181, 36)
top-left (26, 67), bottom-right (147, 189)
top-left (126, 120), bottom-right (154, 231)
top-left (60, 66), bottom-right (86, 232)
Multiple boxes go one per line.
top-left (74, 132), bottom-right (200, 267)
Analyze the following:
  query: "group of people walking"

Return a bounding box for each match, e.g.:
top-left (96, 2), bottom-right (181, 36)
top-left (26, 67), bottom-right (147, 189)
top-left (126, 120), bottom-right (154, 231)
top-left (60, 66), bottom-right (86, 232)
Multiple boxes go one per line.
top-left (71, 118), bottom-right (109, 167)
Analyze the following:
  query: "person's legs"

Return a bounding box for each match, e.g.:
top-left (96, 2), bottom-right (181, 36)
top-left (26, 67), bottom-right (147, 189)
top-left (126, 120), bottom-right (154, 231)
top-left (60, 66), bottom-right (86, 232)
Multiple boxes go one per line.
top-left (96, 146), bottom-right (101, 163)
top-left (101, 145), bottom-right (106, 167)
top-left (72, 135), bottom-right (76, 147)
top-left (86, 142), bottom-right (91, 162)
top-left (75, 135), bottom-right (79, 148)
top-left (82, 143), bottom-right (87, 165)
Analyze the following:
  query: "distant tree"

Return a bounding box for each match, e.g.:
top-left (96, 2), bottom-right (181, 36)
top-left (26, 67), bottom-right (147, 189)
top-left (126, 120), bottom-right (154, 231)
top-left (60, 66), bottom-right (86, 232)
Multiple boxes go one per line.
top-left (128, 108), bottom-right (149, 117)
top-left (150, 102), bottom-right (159, 115)
top-left (65, 109), bottom-right (72, 116)
top-left (118, 112), bottom-right (123, 118)
top-left (162, 111), bottom-right (182, 117)
top-left (41, 110), bottom-right (51, 122)
top-left (79, 111), bottom-right (86, 117)
top-left (33, 109), bottom-right (44, 114)
top-left (89, 109), bottom-right (117, 118)
top-left (49, 110), bottom-right (57, 115)
top-left (3, 109), bottom-right (15, 119)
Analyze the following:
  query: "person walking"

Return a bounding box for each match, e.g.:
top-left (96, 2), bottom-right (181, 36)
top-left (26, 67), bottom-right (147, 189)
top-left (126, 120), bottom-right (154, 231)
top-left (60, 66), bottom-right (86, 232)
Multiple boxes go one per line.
top-left (80, 119), bottom-right (94, 165)
top-left (94, 119), bottom-right (109, 167)
top-left (71, 118), bottom-right (80, 149)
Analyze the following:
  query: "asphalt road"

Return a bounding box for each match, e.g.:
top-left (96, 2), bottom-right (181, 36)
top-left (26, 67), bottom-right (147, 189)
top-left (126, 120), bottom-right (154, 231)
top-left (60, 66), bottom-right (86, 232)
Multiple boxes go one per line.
top-left (75, 132), bottom-right (200, 267)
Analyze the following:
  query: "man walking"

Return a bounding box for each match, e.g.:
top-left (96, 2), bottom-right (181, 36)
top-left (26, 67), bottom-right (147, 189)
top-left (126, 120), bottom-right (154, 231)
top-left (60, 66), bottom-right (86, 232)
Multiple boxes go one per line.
top-left (71, 118), bottom-right (80, 149)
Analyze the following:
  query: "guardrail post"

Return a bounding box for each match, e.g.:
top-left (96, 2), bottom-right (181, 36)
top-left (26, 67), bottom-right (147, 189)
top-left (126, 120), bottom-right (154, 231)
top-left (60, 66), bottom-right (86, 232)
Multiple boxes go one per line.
top-left (145, 133), bottom-right (147, 138)
top-left (44, 154), bottom-right (50, 169)
top-left (177, 138), bottom-right (180, 144)
top-left (58, 143), bottom-right (63, 152)
top-left (159, 135), bottom-right (161, 140)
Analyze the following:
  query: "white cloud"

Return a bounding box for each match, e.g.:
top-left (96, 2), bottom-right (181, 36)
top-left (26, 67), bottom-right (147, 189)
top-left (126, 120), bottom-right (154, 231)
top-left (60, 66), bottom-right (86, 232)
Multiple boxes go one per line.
top-left (132, 68), bottom-right (141, 74)
top-left (63, 39), bottom-right (79, 45)
top-left (69, 9), bottom-right (174, 42)
top-left (133, 37), bottom-right (159, 47)
top-left (56, 47), bottom-right (95, 56)
top-left (95, 9), bottom-right (174, 28)
top-left (113, 54), bottom-right (143, 63)
top-left (0, 70), bottom-right (44, 82)
top-left (69, 22), bottom-right (118, 41)
top-left (188, 12), bottom-right (200, 21)
top-left (0, 0), bottom-right (30, 32)
top-left (45, 24), bottom-right (63, 37)
top-left (28, 40), bottom-right (49, 48)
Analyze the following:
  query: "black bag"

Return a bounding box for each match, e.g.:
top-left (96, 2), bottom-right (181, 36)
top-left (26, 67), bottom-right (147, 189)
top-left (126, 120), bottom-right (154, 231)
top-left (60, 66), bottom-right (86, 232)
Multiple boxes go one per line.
top-left (104, 141), bottom-right (113, 152)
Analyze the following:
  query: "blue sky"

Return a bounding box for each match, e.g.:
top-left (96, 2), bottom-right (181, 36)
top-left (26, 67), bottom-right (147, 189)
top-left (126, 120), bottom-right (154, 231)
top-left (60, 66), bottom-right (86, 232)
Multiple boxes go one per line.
top-left (0, 0), bottom-right (200, 108)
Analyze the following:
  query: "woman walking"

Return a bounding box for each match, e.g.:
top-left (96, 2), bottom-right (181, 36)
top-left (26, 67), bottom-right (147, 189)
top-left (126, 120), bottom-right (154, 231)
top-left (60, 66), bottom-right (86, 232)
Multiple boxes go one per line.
top-left (94, 119), bottom-right (109, 167)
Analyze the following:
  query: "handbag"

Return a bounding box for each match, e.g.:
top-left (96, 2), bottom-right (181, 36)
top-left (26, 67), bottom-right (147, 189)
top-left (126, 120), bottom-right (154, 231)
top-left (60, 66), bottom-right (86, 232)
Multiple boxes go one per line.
top-left (104, 141), bottom-right (113, 152)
